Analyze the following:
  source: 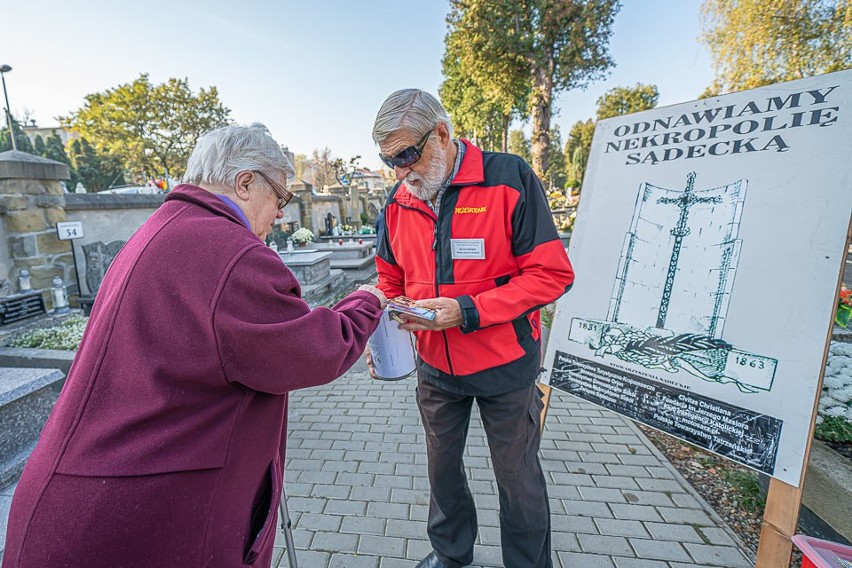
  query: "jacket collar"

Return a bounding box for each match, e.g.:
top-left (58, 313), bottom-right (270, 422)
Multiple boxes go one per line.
top-left (165, 184), bottom-right (250, 229)
top-left (450, 139), bottom-right (484, 186)
top-left (393, 139), bottom-right (484, 211)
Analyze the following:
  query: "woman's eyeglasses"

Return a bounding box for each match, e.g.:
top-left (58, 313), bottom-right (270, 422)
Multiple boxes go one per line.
top-left (254, 170), bottom-right (294, 210)
top-left (379, 127), bottom-right (435, 170)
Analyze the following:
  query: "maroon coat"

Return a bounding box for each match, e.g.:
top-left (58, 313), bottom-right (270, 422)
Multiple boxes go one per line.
top-left (2, 185), bottom-right (382, 567)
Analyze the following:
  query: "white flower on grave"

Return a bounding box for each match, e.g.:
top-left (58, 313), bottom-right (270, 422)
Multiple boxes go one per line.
top-left (824, 406), bottom-right (847, 418)
top-left (290, 228), bottom-right (315, 244)
top-left (834, 385), bottom-right (852, 403)
top-left (818, 341), bottom-right (852, 424)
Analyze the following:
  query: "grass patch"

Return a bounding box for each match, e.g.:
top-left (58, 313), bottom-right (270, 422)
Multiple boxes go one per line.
top-left (722, 470), bottom-right (765, 514)
top-left (7, 315), bottom-right (88, 351)
top-left (814, 416), bottom-right (852, 444)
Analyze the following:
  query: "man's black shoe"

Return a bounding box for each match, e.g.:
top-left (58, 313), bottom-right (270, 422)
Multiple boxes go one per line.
top-left (415, 551), bottom-right (451, 568)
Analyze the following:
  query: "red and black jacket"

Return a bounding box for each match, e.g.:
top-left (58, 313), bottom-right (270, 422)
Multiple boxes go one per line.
top-left (376, 140), bottom-right (574, 394)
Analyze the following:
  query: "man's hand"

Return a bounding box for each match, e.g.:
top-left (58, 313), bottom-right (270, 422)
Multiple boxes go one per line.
top-left (398, 297), bottom-right (462, 332)
top-left (364, 345), bottom-right (379, 380)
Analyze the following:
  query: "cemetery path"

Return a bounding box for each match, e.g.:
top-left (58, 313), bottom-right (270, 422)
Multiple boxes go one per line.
top-left (0, 359), bottom-right (753, 567)
top-left (275, 359), bottom-right (753, 568)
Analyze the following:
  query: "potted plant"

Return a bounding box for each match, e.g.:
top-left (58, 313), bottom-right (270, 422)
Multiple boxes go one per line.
top-left (290, 227), bottom-right (315, 248)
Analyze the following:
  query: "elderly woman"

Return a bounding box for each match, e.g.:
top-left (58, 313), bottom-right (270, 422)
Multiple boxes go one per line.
top-left (2, 124), bottom-right (386, 568)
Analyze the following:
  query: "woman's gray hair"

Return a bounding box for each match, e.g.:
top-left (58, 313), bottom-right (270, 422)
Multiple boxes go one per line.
top-left (372, 89), bottom-right (453, 145)
top-left (183, 123), bottom-right (294, 188)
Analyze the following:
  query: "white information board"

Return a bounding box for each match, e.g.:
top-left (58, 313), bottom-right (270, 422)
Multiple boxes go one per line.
top-left (542, 70), bottom-right (852, 486)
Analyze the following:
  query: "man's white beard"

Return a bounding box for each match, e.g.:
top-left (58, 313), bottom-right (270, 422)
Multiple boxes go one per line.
top-left (406, 144), bottom-right (447, 202)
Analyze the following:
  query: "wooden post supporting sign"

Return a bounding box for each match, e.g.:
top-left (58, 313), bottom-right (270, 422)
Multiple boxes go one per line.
top-left (538, 383), bottom-right (552, 434)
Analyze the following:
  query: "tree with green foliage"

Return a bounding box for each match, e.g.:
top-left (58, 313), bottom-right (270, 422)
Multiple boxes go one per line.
top-left (42, 134), bottom-right (71, 165)
top-left (68, 138), bottom-right (126, 192)
top-left (545, 126), bottom-right (567, 190)
top-left (439, 57), bottom-right (507, 151)
top-left (33, 134), bottom-right (45, 155)
top-left (523, 0), bottom-right (620, 176)
top-left (34, 133), bottom-right (88, 190)
top-left (701, 0), bottom-right (851, 96)
top-left (62, 74), bottom-right (231, 180)
top-left (563, 119), bottom-right (595, 188)
top-left (442, 0), bottom-right (620, 174)
top-left (0, 117), bottom-right (34, 153)
top-left (441, 2), bottom-right (530, 152)
top-left (562, 83), bottom-right (659, 188)
top-left (569, 146), bottom-right (586, 187)
top-left (596, 83), bottom-right (660, 120)
top-left (508, 129), bottom-right (531, 163)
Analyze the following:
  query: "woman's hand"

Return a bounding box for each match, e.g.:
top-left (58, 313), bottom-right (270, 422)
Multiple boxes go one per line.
top-left (358, 284), bottom-right (387, 309)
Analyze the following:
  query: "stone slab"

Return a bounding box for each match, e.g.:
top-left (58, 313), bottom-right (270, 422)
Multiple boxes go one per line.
top-left (280, 251), bottom-right (332, 286)
top-left (0, 367), bottom-right (64, 488)
top-left (0, 367), bottom-right (64, 406)
top-left (330, 257), bottom-right (376, 271)
top-left (0, 347), bottom-right (76, 375)
top-left (0, 150), bottom-right (70, 181)
top-left (802, 440), bottom-right (852, 541)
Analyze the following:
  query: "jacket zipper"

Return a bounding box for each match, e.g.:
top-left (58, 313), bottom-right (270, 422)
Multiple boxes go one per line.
top-left (432, 208), bottom-right (455, 376)
top-left (395, 200), bottom-right (456, 375)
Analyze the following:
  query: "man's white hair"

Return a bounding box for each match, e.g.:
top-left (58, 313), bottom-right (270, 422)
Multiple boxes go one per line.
top-left (183, 123), bottom-right (294, 188)
top-left (372, 89), bottom-right (453, 145)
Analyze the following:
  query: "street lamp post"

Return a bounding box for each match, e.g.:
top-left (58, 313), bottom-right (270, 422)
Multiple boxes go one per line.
top-left (0, 64), bottom-right (17, 152)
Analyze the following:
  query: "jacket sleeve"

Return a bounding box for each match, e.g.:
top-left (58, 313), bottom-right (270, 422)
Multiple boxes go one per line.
top-left (457, 164), bottom-right (574, 332)
top-left (213, 244), bottom-right (383, 394)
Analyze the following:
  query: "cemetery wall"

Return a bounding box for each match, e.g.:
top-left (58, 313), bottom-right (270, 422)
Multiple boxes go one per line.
top-left (63, 194), bottom-right (164, 296)
top-left (0, 155), bottom-right (72, 300)
top-left (0, 215), bottom-right (10, 293)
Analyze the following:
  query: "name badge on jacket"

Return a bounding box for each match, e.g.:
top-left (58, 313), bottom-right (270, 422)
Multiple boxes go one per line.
top-left (451, 238), bottom-right (485, 259)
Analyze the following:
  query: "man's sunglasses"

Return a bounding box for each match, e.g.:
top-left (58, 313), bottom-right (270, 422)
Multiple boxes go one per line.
top-left (254, 170), bottom-right (294, 210)
top-left (379, 127), bottom-right (436, 170)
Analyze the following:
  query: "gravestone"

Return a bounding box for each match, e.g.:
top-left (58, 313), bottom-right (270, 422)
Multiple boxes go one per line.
top-left (0, 293), bottom-right (47, 325)
top-left (312, 240), bottom-right (377, 278)
top-left (278, 250), bottom-right (348, 306)
top-left (81, 240), bottom-right (126, 295)
top-left (0, 367), bottom-right (64, 488)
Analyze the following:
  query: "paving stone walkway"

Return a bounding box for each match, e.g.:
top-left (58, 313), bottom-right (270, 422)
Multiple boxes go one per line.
top-left (0, 359), bottom-right (754, 567)
top-left (272, 360), bottom-right (754, 568)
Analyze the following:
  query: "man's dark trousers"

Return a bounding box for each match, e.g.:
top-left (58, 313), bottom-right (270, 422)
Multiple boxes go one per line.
top-left (416, 377), bottom-right (552, 568)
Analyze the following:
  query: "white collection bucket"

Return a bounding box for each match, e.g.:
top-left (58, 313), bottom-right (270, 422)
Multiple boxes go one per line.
top-left (368, 309), bottom-right (417, 381)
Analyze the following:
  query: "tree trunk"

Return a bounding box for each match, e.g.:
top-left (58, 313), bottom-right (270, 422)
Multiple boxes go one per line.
top-left (530, 54), bottom-right (554, 178)
top-left (501, 114), bottom-right (510, 153)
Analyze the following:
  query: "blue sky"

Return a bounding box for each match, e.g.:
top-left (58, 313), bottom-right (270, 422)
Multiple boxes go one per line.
top-left (1, 0), bottom-right (714, 171)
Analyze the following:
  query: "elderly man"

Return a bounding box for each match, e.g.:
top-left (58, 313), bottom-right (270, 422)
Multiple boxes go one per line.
top-left (3, 123), bottom-right (386, 568)
top-left (369, 90), bottom-right (574, 568)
